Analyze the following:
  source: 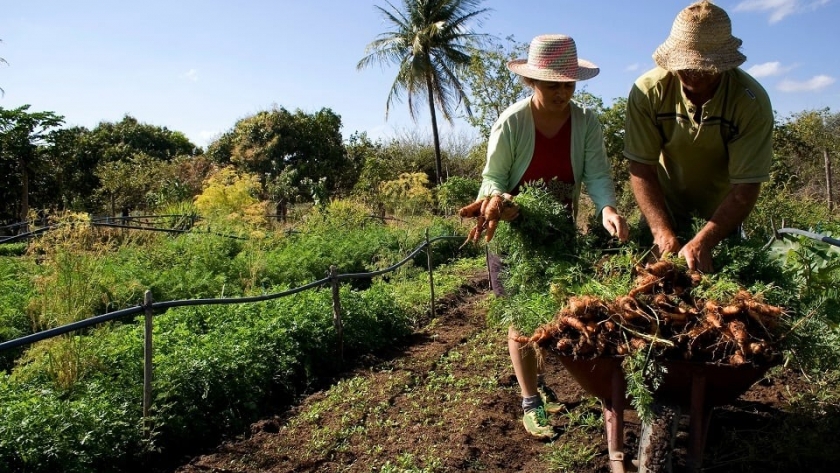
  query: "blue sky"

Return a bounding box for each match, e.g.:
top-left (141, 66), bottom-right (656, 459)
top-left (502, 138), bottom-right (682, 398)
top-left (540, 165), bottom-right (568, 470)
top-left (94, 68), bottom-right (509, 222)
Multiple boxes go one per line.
top-left (1, 0), bottom-right (838, 150)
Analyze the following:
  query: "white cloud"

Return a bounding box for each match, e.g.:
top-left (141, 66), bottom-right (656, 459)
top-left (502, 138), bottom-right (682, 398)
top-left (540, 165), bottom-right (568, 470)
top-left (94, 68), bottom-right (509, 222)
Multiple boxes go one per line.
top-left (777, 75), bottom-right (836, 92)
top-left (181, 69), bottom-right (199, 82)
top-left (625, 63), bottom-right (641, 72)
top-left (746, 61), bottom-right (793, 77)
top-left (734, 0), bottom-right (829, 23)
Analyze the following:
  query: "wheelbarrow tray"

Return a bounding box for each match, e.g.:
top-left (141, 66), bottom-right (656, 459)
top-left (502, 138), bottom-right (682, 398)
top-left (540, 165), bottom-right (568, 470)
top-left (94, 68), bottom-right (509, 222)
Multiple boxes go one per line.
top-left (557, 355), bottom-right (772, 408)
top-left (555, 354), bottom-right (774, 473)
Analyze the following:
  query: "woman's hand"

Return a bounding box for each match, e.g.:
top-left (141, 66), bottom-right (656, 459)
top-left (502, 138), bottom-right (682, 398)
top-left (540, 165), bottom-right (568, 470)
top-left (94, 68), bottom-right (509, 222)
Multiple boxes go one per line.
top-left (601, 206), bottom-right (629, 242)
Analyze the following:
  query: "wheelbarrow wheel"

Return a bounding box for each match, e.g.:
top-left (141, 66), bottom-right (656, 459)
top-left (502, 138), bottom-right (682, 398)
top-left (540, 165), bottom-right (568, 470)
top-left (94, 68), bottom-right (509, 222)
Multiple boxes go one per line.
top-left (637, 403), bottom-right (680, 473)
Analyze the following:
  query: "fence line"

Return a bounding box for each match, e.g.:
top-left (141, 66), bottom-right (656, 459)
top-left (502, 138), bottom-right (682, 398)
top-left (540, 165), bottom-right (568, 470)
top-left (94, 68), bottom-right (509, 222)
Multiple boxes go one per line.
top-left (0, 233), bottom-right (466, 435)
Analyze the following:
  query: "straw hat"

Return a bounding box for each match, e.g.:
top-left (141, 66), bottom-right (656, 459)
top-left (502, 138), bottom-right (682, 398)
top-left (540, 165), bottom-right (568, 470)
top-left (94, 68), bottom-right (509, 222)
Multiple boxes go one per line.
top-left (507, 34), bottom-right (599, 82)
top-left (653, 0), bottom-right (746, 73)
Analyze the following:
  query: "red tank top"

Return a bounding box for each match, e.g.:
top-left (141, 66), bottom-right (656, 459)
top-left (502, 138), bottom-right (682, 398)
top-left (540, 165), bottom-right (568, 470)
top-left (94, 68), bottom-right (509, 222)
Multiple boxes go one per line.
top-left (516, 117), bottom-right (574, 206)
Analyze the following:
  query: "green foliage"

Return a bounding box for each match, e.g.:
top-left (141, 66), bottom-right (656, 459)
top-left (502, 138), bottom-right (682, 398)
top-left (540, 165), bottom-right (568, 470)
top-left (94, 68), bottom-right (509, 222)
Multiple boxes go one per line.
top-left (435, 175), bottom-right (480, 215)
top-left (193, 166), bottom-right (267, 229)
top-left (380, 173), bottom-right (434, 216)
top-left (0, 257), bottom-right (34, 370)
top-left (205, 106), bottom-right (348, 200)
top-left (622, 349), bottom-right (667, 424)
top-left (0, 105), bottom-right (65, 222)
top-left (488, 290), bottom-right (558, 335)
top-left (491, 183), bottom-right (578, 296)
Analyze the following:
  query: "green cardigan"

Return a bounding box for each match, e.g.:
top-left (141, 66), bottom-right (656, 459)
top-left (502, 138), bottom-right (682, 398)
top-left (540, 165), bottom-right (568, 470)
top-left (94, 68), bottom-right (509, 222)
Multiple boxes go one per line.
top-left (478, 97), bottom-right (617, 219)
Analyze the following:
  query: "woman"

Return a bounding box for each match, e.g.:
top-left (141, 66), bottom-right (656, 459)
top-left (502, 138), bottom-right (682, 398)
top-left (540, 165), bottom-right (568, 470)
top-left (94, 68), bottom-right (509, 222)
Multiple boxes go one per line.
top-left (474, 34), bottom-right (629, 438)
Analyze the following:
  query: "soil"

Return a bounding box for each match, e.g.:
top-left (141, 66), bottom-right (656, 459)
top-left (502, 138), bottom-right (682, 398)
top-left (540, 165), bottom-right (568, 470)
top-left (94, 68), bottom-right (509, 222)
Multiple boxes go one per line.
top-left (171, 273), bottom-right (827, 473)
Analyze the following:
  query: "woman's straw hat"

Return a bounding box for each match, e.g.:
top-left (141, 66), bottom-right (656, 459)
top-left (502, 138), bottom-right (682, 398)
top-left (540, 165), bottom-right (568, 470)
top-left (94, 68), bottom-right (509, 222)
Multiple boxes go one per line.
top-left (507, 34), bottom-right (599, 82)
top-left (653, 0), bottom-right (746, 72)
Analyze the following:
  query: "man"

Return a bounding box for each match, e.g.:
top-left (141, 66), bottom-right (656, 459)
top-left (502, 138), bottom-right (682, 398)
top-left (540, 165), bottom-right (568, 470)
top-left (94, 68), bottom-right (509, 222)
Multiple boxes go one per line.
top-left (624, 0), bottom-right (774, 273)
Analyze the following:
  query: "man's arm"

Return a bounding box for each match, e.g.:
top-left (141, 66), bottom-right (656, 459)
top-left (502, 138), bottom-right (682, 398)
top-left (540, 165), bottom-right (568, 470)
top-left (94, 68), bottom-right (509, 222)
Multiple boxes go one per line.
top-left (680, 183), bottom-right (761, 272)
top-left (628, 160), bottom-right (680, 256)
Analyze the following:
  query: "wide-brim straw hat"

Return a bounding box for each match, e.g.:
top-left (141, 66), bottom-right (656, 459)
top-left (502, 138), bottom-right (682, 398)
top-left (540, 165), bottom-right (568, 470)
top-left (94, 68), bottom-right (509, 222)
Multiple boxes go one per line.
top-left (507, 34), bottom-right (599, 82)
top-left (653, 0), bottom-right (746, 73)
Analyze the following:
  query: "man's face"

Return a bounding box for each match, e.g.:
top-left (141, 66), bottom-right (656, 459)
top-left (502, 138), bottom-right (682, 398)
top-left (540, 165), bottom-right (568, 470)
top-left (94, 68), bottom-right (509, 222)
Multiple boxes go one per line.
top-left (676, 69), bottom-right (722, 96)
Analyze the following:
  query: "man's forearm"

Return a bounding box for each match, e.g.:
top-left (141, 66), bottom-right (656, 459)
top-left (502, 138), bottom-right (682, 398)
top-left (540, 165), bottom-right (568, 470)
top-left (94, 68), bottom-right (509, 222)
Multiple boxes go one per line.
top-left (628, 160), bottom-right (674, 238)
top-left (694, 183), bottom-right (761, 249)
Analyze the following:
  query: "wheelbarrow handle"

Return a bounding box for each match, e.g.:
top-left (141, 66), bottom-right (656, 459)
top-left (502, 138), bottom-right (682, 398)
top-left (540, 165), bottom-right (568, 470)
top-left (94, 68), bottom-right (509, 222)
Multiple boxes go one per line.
top-left (776, 228), bottom-right (840, 247)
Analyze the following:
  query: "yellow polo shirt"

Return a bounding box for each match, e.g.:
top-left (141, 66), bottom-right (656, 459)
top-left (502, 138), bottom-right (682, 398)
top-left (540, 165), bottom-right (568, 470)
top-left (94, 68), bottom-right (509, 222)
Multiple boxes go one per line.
top-left (623, 67), bottom-right (773, 221)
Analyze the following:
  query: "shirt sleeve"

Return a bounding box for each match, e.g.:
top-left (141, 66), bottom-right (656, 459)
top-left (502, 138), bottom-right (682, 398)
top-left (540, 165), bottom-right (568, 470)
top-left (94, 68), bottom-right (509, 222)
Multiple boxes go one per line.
top-left (478, 119), bottom-right (514, 197)
top-left (623, 83), bottom-right (663, 165)
top-left (580, 112), bottom-right (617, 214)
top-left (727, 102), bottom-right (773, 184)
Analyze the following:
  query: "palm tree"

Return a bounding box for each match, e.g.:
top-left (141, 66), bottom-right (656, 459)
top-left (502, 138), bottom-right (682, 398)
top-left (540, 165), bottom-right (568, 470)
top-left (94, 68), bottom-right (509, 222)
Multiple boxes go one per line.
top-left (358, 0), bottom-right (488, 185)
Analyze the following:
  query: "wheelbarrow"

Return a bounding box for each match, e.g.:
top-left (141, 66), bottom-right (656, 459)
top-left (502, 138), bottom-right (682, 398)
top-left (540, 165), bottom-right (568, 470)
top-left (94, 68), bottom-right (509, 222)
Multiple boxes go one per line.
top-left (558, 355), bottom-right (773, 473)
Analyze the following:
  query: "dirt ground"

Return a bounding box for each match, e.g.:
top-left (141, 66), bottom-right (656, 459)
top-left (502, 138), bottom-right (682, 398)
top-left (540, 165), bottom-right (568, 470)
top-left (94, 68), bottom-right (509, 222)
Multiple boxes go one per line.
top-left (171, 274), bottom-right (829, 473)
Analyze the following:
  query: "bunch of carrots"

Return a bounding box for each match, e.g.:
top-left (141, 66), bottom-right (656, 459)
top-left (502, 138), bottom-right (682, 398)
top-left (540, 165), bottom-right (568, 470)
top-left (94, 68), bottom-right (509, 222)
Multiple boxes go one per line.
top-left (458, 194), bottom-right (519, 244)
top-left (518, 259), bottom-right (785, 366)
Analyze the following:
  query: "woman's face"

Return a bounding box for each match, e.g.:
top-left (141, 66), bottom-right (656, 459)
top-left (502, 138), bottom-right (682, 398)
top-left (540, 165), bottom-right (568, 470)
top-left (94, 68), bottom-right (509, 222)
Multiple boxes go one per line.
top-left (532, 80), bottom-right (576, 114)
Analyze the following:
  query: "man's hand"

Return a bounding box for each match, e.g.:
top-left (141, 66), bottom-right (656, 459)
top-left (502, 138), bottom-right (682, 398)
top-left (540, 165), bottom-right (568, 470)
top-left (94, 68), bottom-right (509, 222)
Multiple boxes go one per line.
top-left (679, 237), bottom-right (714, 273)
top-left (653, 232), bottom-right (681, 258)
top-left (601, 206), bottom-right (629, 242)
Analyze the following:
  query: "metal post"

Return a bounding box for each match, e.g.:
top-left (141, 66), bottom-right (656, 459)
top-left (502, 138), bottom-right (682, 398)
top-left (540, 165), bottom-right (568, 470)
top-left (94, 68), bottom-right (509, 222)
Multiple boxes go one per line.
top-left (485, 244), bottom-right (493, 292)
top-left (426, 229), bottom-right (436, 318)
top-left (329, 265), bottom-right (343, 363)
top-left (142, 290), bottom-right (154, 439)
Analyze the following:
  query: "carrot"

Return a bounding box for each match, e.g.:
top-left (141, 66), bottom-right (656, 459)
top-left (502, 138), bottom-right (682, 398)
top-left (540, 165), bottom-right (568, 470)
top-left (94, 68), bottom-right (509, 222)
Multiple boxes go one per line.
top-left (646, 260), bottom-right (674, 278)
top-left (558, 315), bottom-right (589, 341)
top-left (555, 338), bottom-right (573, 352)
top-left (721, 302), bottom-right (743, 317)
top-left (458, 199), bottom-right (484, 218)
top-left (483, 195), bottom-right (503, 221)
top-left (484, 219), bottom-right (498, 242)
top-left (729, 351), bottom-right (746, 365)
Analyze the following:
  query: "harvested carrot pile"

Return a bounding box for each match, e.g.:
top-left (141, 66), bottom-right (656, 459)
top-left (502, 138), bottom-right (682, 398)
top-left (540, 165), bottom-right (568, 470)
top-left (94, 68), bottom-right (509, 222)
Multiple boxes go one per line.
top-left (518, 259), bottom-right (786, 366)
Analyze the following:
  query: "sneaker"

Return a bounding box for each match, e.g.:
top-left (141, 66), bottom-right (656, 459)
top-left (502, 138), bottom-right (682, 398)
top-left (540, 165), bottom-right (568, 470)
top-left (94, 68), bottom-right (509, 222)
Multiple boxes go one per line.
top-left (538, 385), bottom-right (564, 414)
top-left (522, 405), bottom-right (555, 439)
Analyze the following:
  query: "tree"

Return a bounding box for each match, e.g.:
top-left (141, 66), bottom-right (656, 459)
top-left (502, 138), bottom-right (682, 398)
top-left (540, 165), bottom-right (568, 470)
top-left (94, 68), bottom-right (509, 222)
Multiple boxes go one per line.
top-left (205, 106), bottom-right (348, 205)
top-left (0, 106), bottom-right (64, 223)
top-left (358, 0), bottom-right (489, 185)
top-left (774, 108), bottom-right (840, 210)
top-left (461, 36), bottom-right (528, 138)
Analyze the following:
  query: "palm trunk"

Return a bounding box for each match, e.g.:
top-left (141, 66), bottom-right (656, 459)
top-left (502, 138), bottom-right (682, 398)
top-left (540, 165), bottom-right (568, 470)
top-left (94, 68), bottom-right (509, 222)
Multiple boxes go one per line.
top-left (426, 75), bottom-right (443, 186)
top-left (825, 148), bottom-right (834, 212)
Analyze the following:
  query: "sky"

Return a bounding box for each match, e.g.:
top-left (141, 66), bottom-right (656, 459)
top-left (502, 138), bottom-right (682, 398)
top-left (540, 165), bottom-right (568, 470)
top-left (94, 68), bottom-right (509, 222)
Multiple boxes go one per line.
top-left (1, 0), bottom-right (839, 150)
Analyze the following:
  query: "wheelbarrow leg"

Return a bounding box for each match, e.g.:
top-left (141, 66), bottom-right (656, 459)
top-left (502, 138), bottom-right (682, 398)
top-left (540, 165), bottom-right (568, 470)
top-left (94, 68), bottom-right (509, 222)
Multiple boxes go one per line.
top-left (686, 373), bottom-right (712, 473)
top-left (603, 362), bottom-right (627, 473)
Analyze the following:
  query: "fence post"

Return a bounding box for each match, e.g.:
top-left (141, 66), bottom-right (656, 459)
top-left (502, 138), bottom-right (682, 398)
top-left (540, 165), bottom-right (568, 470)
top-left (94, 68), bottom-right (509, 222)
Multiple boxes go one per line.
top-left (426, 229), bottom-right (436, 318)
top-left (143, 290), bottom-right (154, 439)
top-left (329, 265), bottom-right (343, 363)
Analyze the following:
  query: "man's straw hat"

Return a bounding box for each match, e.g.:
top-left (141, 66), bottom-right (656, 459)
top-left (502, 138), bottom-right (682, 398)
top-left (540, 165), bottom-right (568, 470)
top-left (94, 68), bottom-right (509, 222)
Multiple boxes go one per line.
top-left (507, 34), bottom-right (599, 82)
top-left (653, 0), bottom-right (746, 73)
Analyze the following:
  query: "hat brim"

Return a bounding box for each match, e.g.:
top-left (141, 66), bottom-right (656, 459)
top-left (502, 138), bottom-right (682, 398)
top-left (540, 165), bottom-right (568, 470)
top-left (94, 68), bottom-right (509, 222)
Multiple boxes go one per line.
top-left (653, 38), bottom-right (745, 72)
top-left (507, 58), bottom-right (600, 82)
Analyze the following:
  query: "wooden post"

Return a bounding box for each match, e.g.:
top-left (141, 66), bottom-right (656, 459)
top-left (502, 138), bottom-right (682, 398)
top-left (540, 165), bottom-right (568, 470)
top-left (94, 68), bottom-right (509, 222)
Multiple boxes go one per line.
top-left (825, 148), bottom-right (834, 212)
top-left (329, 265), bottom-right (343, 363)
top-left (143, 290), bottom-right (154, 439)
top-left (426, 229), bottom-right (436, 319)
